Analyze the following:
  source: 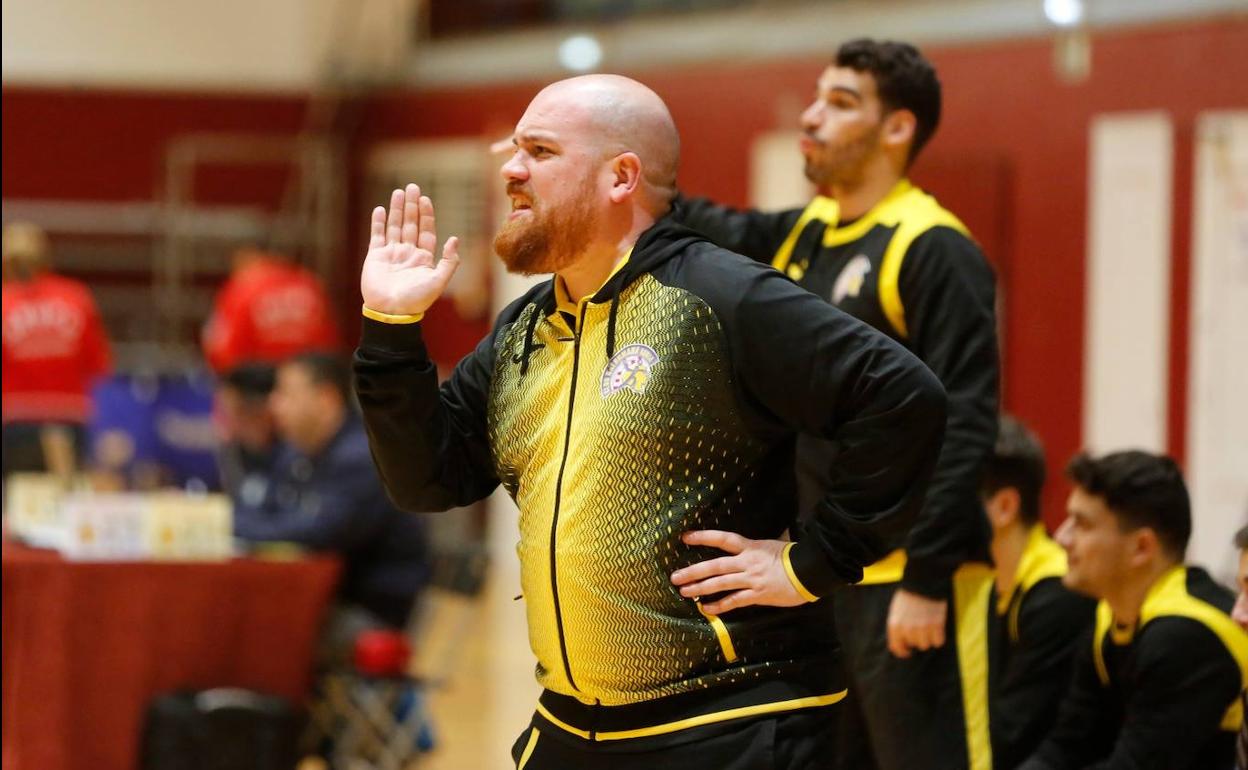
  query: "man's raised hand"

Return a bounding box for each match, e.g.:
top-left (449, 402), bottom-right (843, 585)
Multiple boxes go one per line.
top-left (360, 184), bottom-right (460, 317)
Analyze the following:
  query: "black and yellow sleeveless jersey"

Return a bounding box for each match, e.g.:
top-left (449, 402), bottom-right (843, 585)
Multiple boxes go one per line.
top-left (681, 181), bottom-right (999, 598)
top-left (1024, 566), bottom-right (1248, 770)
top-left (355, 215), bottom-right (946, 736)
top-left (987, 525), bottom-right (1096, 769)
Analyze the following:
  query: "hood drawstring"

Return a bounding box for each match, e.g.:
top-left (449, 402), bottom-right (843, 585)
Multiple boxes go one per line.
top-left (605, 290), bottom-right (621, 361)
top-left (519, 304), bottom-right (543, 377)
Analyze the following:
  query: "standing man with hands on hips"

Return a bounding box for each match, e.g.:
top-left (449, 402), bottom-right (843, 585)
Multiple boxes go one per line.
top-left (680, 38), bottom-right (1001, 770)
top-left (352, 73), bottom-right (947, 769)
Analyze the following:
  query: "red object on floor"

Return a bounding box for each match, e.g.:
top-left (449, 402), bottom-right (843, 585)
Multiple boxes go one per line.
top-left (352, 629), bottom-right (412, 677)
top-left (1, 542), bottom-right (340, 770)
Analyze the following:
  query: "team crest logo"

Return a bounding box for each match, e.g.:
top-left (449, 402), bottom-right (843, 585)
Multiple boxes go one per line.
top-left (832, 254), bottom-right (872, 304)
top-left (600, 344), bottom-right (659, 398)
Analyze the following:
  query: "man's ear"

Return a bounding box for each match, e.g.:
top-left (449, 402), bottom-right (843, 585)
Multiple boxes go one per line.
top-left (881, 109), bottom-right (917, 154)
top-left (1128, 527), bottom-right (1164, 570)
top-left (985, 487), bottom-right (1022, 530)
top-left (609, 152), bottom-right (643, 203)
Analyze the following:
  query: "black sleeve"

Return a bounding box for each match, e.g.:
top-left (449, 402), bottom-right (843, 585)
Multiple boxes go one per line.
top-left (992, 580), bottom-right (1098, 770)
top-left (694, 253), bottom-right (947, 596)
top-left (1085, 620), bottom-right (1241, 770)
top-left (896, 226), bottom-right (1000, 598)
top-left (352, 314), bottom-right (505, 512)
top-left (1023, 628), bottom-right (1117, 770)
top-left (676, 195), bottom-right (804, 265)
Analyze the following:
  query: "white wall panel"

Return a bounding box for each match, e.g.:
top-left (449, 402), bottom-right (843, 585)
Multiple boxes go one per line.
top-left (749, 130), bottom-right (812, 212)
top-left (1187, 111), bottom-right (1248, 581)
top-left (1083, 113), bottom-right (1173, 454)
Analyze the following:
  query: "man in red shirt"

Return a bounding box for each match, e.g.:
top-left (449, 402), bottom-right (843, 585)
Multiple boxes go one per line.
top-left (2, 222), bottom-right (112, 476)
top-left (202, 247), bottom-right (340, 374)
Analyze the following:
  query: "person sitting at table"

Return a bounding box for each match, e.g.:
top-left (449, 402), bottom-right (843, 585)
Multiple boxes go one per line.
top-left (231, 352), bottom-right (429, 637)
top-left (214, 362), bottom-right (279, 501)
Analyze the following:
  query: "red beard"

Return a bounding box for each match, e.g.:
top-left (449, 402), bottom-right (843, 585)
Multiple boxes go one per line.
top-left (494, 178), bottom-right (599, 275)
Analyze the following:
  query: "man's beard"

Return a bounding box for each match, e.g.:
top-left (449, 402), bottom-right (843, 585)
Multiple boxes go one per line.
top-left (494, 178), bottom-right (599, 276)
top-left (803, 122), bottom-right (882, 189)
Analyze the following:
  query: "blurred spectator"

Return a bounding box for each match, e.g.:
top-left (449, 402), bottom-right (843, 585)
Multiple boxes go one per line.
top-left (1021, 451), bottom-right (1248, 770)
top-left (214, 362), bottom-right (278, 500)
top-left (981, 416), bottom-right (1095, 769)
top-left (2, 222), bottom-right (112, 479)
top-left (232, 353), bottom-right (428, 633)
top-left (202, 247), bottom-right (340, 374)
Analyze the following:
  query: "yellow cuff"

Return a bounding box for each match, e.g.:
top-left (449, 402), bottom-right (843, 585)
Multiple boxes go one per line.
top-left (781, 542), bottom-right (820, 603)
top-left (362, 305), bottom-right (424, 325)
top-left (858, 549), bottom-right (907, 586)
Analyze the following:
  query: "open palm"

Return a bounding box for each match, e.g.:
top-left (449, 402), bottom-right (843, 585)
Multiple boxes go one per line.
top-left (360, 183), bottom-right (460, 316)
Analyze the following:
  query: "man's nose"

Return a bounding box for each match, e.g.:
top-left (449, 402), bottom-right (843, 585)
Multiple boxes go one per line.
top-left (501, 152), bottom-right (528, 182)
top-left (1054, 518), bottom-right (1074, 550)
top-left (800, 101), bottom-right (822, 132)
top-left (1232, 593), bottom-right (1248, 630)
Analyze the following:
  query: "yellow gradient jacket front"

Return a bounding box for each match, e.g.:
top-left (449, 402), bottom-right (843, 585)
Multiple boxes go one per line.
top-left (354, 212), bottom-right (947, 738)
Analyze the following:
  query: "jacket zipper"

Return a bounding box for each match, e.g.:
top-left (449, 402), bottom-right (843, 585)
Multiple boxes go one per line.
top-left (548, 304), bottom-right (587, 693)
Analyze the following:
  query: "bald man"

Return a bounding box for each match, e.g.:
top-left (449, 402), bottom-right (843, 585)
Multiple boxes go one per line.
top-left (353, 75), bottom-right (947, 769)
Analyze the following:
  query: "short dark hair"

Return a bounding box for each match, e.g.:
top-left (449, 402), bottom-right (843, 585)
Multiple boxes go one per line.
top-left (1066, 450), bottom-right (1191, 559)
top-left (286, 352), bottom-right (351, 404)
top-left (222, 362), bottom-right (276, 404)
top-left (981, 415), bottom-right (1046, 525)
top-left (1235, 524), bottom-right (1248, 551)
top-left (835, 38), bottom-right (942, 165)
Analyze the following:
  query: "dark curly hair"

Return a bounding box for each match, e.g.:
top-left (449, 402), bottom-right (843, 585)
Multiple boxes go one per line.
top-left (981, 415), bottom-right (1047, 525)
top-left (835, 38), bottom-right (942, 166)
top-left (1066, 450), bottom-right (1191, 559)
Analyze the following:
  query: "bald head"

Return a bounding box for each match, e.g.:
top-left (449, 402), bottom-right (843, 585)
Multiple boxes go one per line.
top-left (529, 75), bottom-right (680, 212)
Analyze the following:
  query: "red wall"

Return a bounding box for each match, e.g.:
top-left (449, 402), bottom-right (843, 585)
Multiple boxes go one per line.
top-left (1, 88), bottom-right (309, 202)
top-left (355, 17), bottom-right (1248, 523)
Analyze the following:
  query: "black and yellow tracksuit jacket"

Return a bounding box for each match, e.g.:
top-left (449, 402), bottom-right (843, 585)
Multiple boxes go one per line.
top-left (1021, 566), bottom-right (1248, 770)
top-left (354, 214), bottom-right (947, 739)
top-left (988, 525), bottom-right (1096, 769)
top-left (681, 179), bottom-right (998, 597)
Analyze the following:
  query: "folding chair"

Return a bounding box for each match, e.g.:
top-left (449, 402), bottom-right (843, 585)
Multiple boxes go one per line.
top-left (305, 537), bottom-right (491, 769)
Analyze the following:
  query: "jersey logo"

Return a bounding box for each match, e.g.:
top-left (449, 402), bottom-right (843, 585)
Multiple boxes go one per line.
top-left (832, 254), bottom-right (872, 304)
top-left (600, 343), bottom-right (659, 398)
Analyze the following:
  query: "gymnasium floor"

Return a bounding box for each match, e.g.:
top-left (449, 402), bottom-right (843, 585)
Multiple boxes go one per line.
top-left (419, 497), bottom-right (540, 770)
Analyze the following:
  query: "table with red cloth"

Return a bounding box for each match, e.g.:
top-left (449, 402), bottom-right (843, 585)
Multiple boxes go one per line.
top-left (1, 541), bottom-right (341, 770)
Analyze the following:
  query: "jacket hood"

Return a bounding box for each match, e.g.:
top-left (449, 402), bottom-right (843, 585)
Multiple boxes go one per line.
top-left (591, 203), bottom-right (708, 305)
top-left (589, 205), bottom-right (709, 361)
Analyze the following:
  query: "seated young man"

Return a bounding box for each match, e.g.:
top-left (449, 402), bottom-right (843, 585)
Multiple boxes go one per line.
top-left (1021, 451), bottom-right (1248, 770)
top-left (981, 416), bottom-right (1095, 769)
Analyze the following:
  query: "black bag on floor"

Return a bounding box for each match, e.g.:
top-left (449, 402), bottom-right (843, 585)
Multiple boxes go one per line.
top-left (140, 688), bottom-right (303, 770)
